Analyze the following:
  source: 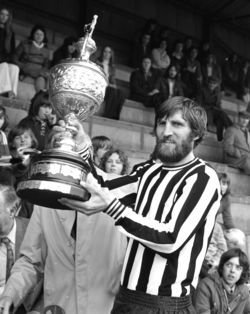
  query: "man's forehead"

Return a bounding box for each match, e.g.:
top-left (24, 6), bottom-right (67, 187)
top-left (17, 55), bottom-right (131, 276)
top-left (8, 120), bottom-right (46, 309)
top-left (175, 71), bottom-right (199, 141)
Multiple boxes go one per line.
top-left (160, 110), bottom-right (186, 121)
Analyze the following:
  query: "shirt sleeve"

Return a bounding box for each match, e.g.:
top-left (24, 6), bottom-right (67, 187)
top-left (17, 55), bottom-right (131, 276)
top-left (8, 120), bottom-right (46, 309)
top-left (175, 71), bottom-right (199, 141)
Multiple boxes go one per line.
top-left (104, 169), bottom-right (221, 254)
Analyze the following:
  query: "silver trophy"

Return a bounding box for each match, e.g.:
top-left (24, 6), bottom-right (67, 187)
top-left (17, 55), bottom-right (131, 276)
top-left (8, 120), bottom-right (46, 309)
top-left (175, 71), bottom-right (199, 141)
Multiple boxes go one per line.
top-left (17, 15), bottom-right (108, 209)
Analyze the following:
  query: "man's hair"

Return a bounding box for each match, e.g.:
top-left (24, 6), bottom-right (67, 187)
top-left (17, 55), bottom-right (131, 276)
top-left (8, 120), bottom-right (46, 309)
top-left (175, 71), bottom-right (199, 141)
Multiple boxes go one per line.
top-left (218, 248), bottom-right (249, 285)
top-left (154, 96), bottom-right (207, 147)
top-left (91, 136), bottom-right (113, 156)
top-left (0, 184), bottom-right (19, 214)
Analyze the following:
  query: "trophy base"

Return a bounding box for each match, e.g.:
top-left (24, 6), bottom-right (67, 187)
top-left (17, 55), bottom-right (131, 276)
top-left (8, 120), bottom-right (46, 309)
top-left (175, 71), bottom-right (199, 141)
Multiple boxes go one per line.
top-left (17, 179), bottom-right (90, 210)
top-left (16, 148), bottom-right (91, 210)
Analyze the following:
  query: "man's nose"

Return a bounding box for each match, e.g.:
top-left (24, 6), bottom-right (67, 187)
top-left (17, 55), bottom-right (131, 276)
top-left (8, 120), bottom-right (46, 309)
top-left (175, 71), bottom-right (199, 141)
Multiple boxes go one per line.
top-left (163, 121), bottom-right (173, 136)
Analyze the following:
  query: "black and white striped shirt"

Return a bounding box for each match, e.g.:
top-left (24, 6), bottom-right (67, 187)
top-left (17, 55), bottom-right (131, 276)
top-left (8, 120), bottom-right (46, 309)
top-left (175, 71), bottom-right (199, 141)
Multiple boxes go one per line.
top-left (96, 158), bottom-right (221, 297)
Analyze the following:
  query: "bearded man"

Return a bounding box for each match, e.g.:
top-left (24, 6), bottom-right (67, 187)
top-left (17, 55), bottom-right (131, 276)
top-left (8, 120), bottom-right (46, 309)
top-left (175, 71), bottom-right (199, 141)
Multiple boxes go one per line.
top-left (0, 97), bottom-right (221, 314)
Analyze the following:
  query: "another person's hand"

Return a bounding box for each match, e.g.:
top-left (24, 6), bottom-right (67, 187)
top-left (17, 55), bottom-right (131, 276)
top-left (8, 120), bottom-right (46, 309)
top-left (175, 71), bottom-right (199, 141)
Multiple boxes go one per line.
top-left (0, 296), bottom-right (13, 314)
top-left (58, 173), bottom-right (115, 215)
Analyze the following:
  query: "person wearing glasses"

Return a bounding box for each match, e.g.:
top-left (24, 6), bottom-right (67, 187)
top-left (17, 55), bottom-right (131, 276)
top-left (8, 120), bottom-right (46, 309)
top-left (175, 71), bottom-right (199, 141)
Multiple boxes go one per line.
top-left (193, 248), bottom-right (250, 313)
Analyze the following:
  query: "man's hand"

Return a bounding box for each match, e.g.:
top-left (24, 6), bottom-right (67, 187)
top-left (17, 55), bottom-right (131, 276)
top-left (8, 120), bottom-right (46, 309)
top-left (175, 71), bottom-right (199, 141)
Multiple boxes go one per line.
top-left (58, 173), bottom-right (115, 215)
top-left (0, 296), bottom-right (13, 314)
top-left (53, 118), bottom-right (92, 152)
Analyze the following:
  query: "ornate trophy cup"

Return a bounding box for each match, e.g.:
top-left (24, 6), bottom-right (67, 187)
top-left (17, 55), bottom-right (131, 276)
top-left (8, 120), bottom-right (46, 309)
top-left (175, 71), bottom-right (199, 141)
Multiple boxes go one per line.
top-left (17, 16), bottom-right (108, 209)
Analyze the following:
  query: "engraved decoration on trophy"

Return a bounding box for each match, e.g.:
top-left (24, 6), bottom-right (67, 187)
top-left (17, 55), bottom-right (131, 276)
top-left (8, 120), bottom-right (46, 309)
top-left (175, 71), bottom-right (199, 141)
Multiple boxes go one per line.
top-left (16, 15), bottom-right (108, 210)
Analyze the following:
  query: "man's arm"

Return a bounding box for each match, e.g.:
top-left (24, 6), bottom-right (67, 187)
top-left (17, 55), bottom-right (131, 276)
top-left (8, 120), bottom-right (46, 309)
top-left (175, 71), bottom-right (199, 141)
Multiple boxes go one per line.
top-left (61, 166), bottom-right (221, 254)
top-left (0, 207), bottom-right (47, 311)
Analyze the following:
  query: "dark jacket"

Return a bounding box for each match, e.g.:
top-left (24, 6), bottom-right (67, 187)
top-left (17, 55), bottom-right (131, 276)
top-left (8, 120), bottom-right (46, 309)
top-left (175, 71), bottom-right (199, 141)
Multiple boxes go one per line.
top-left (129, 68), bottom-right (161, 102)
top-left (194, 271), bottom-right (250, 313)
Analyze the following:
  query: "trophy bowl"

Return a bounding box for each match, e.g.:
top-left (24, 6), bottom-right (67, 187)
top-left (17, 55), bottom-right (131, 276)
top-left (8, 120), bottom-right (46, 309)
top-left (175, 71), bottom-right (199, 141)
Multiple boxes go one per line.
top-left (16, 16), bottom-right (108, 210)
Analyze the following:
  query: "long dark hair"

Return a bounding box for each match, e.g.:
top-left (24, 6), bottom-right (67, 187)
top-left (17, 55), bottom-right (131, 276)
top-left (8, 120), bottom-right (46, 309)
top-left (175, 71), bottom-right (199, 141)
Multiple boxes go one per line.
top-left (28, 90), bottom-right (51, 117)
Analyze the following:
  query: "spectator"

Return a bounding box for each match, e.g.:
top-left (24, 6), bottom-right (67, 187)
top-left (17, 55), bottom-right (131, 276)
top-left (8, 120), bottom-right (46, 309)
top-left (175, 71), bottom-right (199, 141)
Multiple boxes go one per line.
top-left (0, 129), bottom-right (127, 314)
top-left (131, 33), bottom-right (152, 68)
top-left (199, 76), bottom-right (232, 141)
top-left (238, 59), bottom-right (250, 102)
top-left (91, 135), bottom-right (113, 167)
top-left (159, 64), bottom-right (184, 101)
top-left (0, 184), bottom-right (42, 313)
top-left (13, 24), bottom-right (50, 92)
top-left (99, 148), bottom-right (129, 175)
top-left (0, 7), bottom-right (19, 98)
top-left (0, 106), bottom-right (9, 158)
top-left (151, 38), bottom-right (171, 74)
top-left (171, 40), bottom-right (184, 70)
top-left (129, 57), bottom-right (161, 108)
top-left (182, 46), bottom-right (202, 99)
top-left (216, 173), bottom-right (235, 229)
top-left (182, 36), bottom-right (193, 58)
top-left (96, 46), bottom-right (125, 120)
top-left (18, 90), bottom-right (57, 151)
top-left (222, 53), bottom-right (240, 97)
top-left (199, 41), bottom-right (211, 66)
top-left (194, 248), bottom-right (250, 313)
top-left (224, 228), bottom-right (246, 251)
top-left (8, 125), bottom-right (39, 187)
top-left (223, 111), bottom-right (250, 174)
top-left (51, 36), bottom-right (77, 67)
top-left (201, 53), bottom-right (222, 87)
top-left (136, 18), bottom-right (158, 48)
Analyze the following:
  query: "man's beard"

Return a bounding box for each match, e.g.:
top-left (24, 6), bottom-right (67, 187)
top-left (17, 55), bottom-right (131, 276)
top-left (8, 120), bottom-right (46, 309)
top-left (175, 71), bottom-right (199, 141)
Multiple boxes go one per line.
top-left (152, 134), bottom-right (194, 164)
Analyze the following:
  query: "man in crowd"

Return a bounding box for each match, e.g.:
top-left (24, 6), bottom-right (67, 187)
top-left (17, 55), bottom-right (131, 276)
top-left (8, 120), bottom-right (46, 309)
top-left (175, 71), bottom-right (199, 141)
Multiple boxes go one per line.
top-left (0, 185), bottom-right (42, 313)
top-left (0, 132), bottom-right (127, 314)
top-left (223, 110), bottom-right (250, 174)
top-left (61, 96), bottom-right (221, 313)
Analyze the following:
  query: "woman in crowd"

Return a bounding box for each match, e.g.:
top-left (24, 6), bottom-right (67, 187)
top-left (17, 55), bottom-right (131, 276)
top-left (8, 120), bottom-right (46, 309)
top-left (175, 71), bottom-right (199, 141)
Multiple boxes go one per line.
top-left (96, 46), bottom-right (125, 120)
top-left (0, 7), bottom-right (19, 98)
top-left (13, 24), bottom-right (50, 92)
top-left (51, 36), bottom-right (77, 67)
top-left (151, 38), bottom-right (171, 74)
top-left (18, 90), bottom-right (57, 151)
top-left (194, 248), bottom-right (250, 313)
top-left (99, 148), bottom-right (129, 175)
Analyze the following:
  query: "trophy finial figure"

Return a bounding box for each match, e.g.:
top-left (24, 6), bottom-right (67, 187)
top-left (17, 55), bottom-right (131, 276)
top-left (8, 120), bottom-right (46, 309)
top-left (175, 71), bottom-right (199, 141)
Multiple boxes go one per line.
top-left (76, 15), bottom-right (98, 60)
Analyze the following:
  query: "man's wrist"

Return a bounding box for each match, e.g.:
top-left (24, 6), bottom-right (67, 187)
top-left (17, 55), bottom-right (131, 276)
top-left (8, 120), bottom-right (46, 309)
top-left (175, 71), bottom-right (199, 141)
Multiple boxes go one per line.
top-left (104, 198), bottom-right (126, 221)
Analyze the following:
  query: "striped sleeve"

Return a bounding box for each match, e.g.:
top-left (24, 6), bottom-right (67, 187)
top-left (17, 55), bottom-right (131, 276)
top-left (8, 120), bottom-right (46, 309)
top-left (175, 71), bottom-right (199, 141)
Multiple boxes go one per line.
top-left (92, 160), bottom-right (153, 205)
top-left (78, 144), bottom-right (91, 161)
top-left (104, 166), bottom-right (221, 254)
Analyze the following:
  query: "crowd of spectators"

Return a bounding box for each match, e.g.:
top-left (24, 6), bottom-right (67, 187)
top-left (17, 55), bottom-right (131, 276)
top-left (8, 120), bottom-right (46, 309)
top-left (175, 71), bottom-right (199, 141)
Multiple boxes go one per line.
top-left (0, 8), bottom-right (249, 314)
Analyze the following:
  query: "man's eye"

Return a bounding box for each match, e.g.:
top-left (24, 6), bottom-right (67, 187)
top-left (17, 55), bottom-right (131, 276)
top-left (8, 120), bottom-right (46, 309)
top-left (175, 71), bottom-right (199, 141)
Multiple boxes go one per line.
top-left (172, 122), bottom-right (182, 126)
